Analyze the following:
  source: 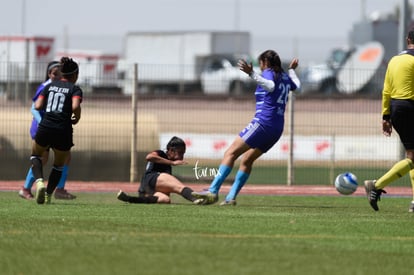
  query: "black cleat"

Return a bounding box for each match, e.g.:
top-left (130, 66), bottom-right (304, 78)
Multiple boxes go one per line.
top-left (364, 180), bottom-right (386, 211)
top-left (117, 190), bottom-right (130, 202)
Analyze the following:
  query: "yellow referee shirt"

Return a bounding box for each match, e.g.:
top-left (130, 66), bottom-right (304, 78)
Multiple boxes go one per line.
top-left (382, 52), bottom-right (414, 117)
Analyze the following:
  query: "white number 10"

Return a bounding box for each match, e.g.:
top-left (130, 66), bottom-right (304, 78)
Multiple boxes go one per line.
top-left (46, 92), bottom-right (65, 112)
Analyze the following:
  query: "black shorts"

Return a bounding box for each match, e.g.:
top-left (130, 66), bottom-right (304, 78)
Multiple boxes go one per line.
top-left (138, 172), bottom-right (160, 196)
top-left (35, 125), bottom-right (74, 151)
top-left (391, 99), bottom-right (414, 150)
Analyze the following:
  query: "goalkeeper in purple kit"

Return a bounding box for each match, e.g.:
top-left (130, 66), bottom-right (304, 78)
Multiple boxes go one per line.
top-left (193, 49), bottom-right (301, 205)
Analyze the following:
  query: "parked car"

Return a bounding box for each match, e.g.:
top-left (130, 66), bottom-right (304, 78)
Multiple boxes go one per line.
top-left (300, 47), bottom-right (353, 94)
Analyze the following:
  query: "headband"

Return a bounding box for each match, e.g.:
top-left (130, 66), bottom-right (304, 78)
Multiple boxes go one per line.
top-left (47, 62), bottom-right (61, 72)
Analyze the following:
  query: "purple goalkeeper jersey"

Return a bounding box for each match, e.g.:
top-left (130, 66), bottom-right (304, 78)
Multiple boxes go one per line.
top-left (252, 68), bottom-right (297, 130)
top-left (29, 79), bottom-right (51, 139)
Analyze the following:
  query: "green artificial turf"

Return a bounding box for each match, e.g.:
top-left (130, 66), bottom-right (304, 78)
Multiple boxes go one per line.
top-left (175, 164), bottom-right (412, 186)
top-left (1, 192), bottom-right (414, 275)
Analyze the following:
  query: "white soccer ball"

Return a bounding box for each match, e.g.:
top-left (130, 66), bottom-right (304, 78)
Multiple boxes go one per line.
top-left (334, 172), bottom-right (358, 195)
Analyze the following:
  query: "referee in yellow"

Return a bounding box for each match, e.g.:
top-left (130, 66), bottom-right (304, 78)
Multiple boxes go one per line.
top-left (365, 29), bottom-right (414, 212)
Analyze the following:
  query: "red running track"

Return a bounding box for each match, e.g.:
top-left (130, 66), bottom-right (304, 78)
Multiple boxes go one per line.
top-left (1, 181), bottom-right (412, 197)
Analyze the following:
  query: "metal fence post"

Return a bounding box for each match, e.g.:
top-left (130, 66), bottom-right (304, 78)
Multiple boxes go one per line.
top-left (24, 38), bottom-right (30, 104)
top-left (130, 63), bottom-right (138, 182)
top-left (287, 91), bottom-right (295, 186)
top-left (330, 133), bottom-right (336, 185)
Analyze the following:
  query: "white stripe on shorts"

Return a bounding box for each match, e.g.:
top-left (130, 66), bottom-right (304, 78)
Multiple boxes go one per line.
top-left (242, 121), bottom-right (260, 141)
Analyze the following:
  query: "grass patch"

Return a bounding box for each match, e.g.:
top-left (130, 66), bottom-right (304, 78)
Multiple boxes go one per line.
top-left (175, 164), bottom-right (411, 186)
top-left (1, 192), bottom-right (414, 275)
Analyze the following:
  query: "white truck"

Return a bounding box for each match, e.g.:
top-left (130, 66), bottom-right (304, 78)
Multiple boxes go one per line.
top-left (0, 35), bottom-right (55, 99)
top-left (120, 31), bottom-right (256, 95)
top-left (55, 49), bottom-right (120, 93)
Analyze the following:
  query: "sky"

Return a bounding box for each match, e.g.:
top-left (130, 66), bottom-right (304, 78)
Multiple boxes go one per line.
top-left (0, 0), bottom-right (407, 64)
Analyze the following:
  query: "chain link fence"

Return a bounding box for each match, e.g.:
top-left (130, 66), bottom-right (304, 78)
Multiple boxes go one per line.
top-left (0, 61), bottom-right (407, 187)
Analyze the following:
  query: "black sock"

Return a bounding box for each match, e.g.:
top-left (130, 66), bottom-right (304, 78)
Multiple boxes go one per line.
top-left (46, 166), bottom-right (63, 195)
top-left (30, 156), bottom-right (43, 179)
top-left (129, 196), bottom-right (158, 204)
top-left (180, 187), bottom-right (196, 202)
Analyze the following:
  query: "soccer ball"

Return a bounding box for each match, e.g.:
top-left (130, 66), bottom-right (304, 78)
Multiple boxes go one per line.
top-left (334, 172), bottom-right (358, 195)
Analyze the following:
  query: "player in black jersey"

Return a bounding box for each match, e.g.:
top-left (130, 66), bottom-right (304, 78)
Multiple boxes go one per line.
top-left (117, 136), bottom-right (204, 204)
top-left (30, 57), bottom-right (82, 204)
top-left (19, 61), bottom-right (76, 200)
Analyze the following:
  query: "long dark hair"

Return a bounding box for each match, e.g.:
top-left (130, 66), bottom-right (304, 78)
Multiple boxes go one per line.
top-left (258, 50), bottom-right (284, 80)
top-left (44, 61), bottom-right (60, 81)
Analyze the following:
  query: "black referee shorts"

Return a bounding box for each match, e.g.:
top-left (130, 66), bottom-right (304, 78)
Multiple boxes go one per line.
top-left (391, 99), bottom-right (414, 150)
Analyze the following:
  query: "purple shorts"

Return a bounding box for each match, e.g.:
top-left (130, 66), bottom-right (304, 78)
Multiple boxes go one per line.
top-left (239, 120), bottom-right (283, 153)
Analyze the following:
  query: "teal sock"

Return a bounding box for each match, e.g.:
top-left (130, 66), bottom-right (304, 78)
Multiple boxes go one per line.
top-left (56, 165), bottom-right (69, 189)
top-left (24, 168), bottom-right (35, 189)
top-left (225, 170), bottom-right (250, 201)
top-left (209, 164), bottom-right (232, 194)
